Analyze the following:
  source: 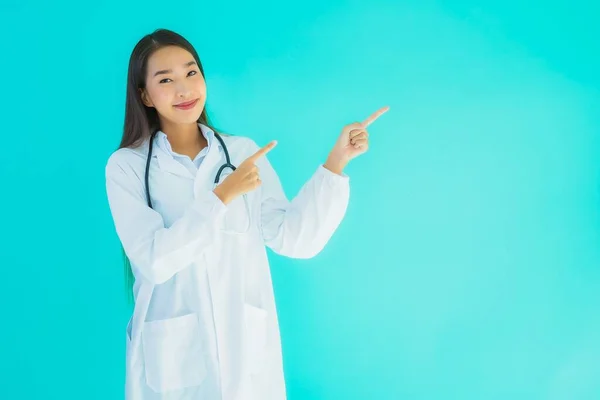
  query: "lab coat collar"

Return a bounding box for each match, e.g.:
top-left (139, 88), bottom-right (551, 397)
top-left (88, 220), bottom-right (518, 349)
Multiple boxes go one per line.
top-left (153, 123), bottom-right (223, 180)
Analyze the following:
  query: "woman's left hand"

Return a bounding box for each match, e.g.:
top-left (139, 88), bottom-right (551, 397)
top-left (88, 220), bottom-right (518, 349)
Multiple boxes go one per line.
top-left (325, 106), bottom-right (389, 174)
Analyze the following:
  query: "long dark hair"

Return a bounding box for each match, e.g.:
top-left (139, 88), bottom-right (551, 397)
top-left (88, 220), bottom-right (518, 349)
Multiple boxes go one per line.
top-left (119, 28), bottom-right (218, 302)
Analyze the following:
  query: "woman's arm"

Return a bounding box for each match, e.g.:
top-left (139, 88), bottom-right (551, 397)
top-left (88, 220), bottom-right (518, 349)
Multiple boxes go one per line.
top-left (257, 151), bottom-right (350, 259)
top-left (105, 152), bottom-right (227, 284)
top-left (256, 106), bottom-right (388, 258)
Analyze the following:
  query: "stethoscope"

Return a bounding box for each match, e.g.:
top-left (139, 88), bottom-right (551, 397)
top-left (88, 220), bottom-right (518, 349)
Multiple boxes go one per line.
top-left (144, 130), bottom-right (251, 234)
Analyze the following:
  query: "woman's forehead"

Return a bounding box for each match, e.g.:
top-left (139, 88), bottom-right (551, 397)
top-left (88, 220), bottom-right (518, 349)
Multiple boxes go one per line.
top-left (147, 46), bottom-right (195, 73)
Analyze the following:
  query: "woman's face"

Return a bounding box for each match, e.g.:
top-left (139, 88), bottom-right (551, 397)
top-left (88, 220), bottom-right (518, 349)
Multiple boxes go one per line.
top-left (140, 45), bottom-right (207, 126)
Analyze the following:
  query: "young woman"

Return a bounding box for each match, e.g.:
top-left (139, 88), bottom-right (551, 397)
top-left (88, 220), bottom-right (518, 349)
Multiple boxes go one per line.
top-left (105, 28), bottom-right (388, 400)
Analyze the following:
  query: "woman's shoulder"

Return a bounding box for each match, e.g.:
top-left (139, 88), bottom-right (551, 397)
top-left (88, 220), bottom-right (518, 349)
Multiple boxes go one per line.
top-left (203, 122), bottom-right (259, 150)
top-left (219, 133), bottom-right (266, 163)
top-left (216, 131), bottom-right (260, 150)
top-left (105, 138), bottom-right (150, 178)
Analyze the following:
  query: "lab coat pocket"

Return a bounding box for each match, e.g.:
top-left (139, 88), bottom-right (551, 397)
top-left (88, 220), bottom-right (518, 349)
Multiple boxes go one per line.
top-left (142, 313), bottom-right (206, 393)
top-left (244, 304), bottom-right (268, 374)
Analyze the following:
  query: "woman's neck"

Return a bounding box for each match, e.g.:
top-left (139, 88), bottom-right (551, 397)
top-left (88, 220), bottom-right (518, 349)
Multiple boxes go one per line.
top-left (160, 120), bottom-right (208, 159)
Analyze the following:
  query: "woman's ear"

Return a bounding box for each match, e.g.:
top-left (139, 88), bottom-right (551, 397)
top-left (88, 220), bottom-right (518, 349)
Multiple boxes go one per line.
top-left (139, 88), bottom-right (153, 107)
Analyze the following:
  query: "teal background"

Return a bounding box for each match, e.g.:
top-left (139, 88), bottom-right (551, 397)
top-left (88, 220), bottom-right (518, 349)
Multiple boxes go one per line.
top-left (1, 0), bottom-right (599, 398)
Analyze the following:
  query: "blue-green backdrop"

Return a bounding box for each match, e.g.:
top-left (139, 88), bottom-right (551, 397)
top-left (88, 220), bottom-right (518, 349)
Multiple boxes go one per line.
top-left (1, 0), bottom-right (599, 398)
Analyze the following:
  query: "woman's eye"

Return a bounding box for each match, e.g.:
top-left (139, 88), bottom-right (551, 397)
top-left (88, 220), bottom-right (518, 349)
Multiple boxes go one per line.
top-left (159, 71), bottom-right (197, 84)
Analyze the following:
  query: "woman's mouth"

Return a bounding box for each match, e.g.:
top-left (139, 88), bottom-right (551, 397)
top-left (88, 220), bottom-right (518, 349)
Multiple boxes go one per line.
top-left (173, 99), bottom-right (199, 110)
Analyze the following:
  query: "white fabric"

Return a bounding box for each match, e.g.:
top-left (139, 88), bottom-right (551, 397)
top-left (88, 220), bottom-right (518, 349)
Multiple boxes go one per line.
top-left (156, 127), bottom-right (212, 174)
top-left (105, 123), bottom-right (350, 400)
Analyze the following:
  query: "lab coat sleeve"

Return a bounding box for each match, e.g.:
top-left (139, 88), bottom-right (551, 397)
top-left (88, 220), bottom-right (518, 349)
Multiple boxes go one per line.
top-left (257, 150), bottom-right (350, 259)
top-left (105, 153), bottom-right (227, 284)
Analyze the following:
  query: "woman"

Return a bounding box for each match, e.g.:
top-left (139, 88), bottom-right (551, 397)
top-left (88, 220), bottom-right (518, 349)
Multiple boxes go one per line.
top-left (105, 28), bottom-right (388, 400)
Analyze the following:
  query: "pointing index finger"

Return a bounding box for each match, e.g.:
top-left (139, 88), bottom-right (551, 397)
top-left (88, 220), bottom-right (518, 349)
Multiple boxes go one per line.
top-left (247, 140), bottom-right (277, 163)
top-left (362, 106), bottom-right (390, 127)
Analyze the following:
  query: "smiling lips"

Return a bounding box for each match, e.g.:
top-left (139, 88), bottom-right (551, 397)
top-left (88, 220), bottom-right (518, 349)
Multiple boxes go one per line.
top-left (174, 99), bottom-right (199, 110)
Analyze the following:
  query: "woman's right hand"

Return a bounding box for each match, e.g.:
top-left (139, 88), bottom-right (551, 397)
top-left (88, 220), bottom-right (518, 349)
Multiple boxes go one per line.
top-left (213, 141), bottom-right (277, 205)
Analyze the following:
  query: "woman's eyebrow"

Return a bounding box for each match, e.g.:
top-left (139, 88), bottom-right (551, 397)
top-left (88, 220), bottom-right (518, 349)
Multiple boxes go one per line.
top-left (153, 61), bottom-right (197, 77)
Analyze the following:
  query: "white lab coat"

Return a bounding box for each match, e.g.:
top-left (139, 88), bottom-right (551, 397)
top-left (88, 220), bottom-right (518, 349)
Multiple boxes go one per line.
top-left (105, 124), bottom-right (350, 400)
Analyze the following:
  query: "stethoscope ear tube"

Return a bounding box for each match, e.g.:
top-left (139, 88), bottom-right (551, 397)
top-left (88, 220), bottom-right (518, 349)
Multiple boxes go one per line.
top-left (214, 163), bottom-right (236, 185)
top-left (145, 131), bottom-right (157, 208)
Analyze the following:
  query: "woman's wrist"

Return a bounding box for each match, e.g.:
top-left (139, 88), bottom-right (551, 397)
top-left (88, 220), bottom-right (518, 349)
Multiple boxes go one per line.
top-left (213, 186), bottom-right (232, 205)
top-left (323, 153), bottom-right (348, 175)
